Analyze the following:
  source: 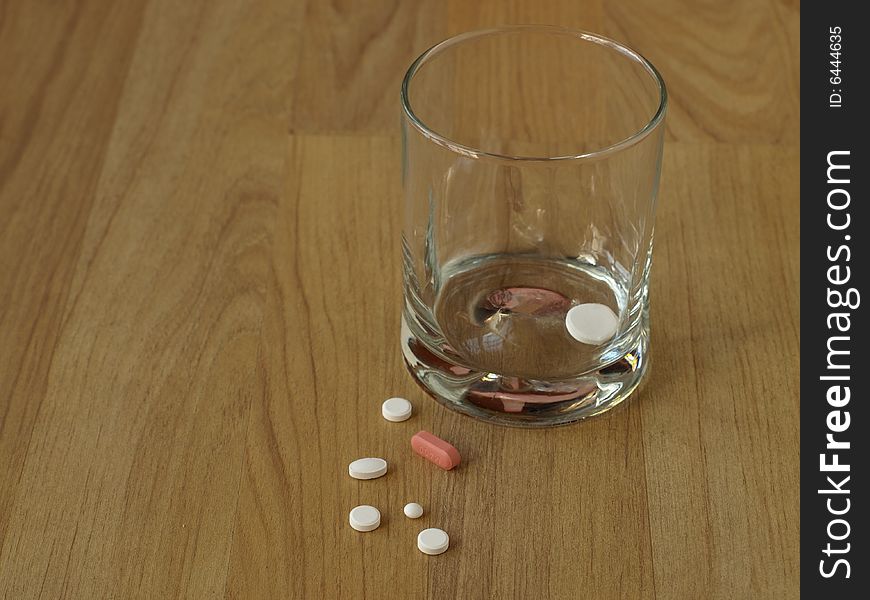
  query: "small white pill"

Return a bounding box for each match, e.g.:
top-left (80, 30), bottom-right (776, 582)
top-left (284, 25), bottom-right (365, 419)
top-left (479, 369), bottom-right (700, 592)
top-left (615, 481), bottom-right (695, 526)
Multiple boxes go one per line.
top-left (403, 502), bottom-right (423, 519)
top-left (349, 505), bottom-right (381, 532)
top-left (348, 457), bottom-right (388, 480)
top-left (565, 303), bottom-right (619, 345)
top-left (381, 397), bottom-right (413, 422)
top-left (417, 528), bottom-right (449, 555)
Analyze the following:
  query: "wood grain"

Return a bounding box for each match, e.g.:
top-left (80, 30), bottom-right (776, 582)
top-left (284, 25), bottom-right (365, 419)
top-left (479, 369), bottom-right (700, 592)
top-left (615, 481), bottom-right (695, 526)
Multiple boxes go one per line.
top-left (290, 0), bottom-right (447, 134)
top-left (0, 0), bottom-right (799, 598)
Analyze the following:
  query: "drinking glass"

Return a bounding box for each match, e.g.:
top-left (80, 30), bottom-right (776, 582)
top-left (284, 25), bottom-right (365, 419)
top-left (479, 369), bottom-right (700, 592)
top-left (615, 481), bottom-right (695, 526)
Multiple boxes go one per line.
top-left (400, 26), bottom-right (667, 426)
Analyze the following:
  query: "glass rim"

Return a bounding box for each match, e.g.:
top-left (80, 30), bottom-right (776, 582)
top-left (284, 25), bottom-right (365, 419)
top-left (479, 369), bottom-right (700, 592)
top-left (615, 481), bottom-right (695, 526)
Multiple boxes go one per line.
top-left (400, 25), bottom-right (668, 163)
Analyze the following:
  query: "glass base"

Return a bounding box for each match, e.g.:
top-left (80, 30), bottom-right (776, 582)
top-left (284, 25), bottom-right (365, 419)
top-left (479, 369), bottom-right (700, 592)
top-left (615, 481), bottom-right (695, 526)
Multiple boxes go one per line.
top-left (401, 315), bottom-right (649, 427)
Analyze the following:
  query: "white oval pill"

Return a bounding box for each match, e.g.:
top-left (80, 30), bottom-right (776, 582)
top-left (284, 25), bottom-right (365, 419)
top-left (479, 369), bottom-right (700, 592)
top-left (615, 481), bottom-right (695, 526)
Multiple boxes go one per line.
top-left (403, 502), bottom-right (423, 519)
top-left (349, 505), bottom-right (381, 532)
top-left (348, 457), bottom-right (388, 480)
top-left (382, 397), bottom-right (412, 422)
top-left (565, 303), bottom-right (619, 345)
top-left (417, 528), bottom-right (449, 555)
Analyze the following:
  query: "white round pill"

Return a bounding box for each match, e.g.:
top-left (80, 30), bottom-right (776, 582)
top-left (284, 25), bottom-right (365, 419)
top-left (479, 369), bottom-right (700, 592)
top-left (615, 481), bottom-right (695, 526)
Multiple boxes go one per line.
top-left (403, 502), bottom-right (423, 519)
top-left (348, 457), bottom-right (388, 480)
top-left (381, 397), bottom-right (413, 422)
top-left (417, 528), bottom-right (449, 555)
top-left (349, 505), bottom-right (381, 532)
top-left (565, 303), bottom-right (619, 345)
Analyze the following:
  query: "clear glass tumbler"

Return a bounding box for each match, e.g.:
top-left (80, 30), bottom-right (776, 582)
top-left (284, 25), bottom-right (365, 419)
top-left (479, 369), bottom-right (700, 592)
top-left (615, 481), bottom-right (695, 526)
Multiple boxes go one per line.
top-left (400, 26), bottom-right (667, 426)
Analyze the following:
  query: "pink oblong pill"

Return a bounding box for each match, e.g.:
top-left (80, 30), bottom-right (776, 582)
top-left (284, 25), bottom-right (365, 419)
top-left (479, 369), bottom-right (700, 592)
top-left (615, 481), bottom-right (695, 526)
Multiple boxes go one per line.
top-left (411, 431), bottom-right (461, 470)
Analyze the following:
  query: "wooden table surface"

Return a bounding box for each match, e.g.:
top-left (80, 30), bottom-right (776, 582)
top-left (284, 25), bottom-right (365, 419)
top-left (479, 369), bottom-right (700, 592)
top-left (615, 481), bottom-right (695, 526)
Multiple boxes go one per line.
top-left (0, 1), bottom-right (799, 598)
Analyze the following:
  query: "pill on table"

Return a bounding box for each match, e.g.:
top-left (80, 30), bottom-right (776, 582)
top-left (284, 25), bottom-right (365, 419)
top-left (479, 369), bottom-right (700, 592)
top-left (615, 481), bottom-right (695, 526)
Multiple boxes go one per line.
top-left (348, 457), bottom-right (388, 480)
top-left (417, 528), bottom-right (449, 555)
top-left (349, 505), bottom-right (381, 532)
top-left (382, 397), bottom-right (413, 422)
top-left (403, 502), bottom-right (424, 519)
top-left (411, 431), bottom-right (461, 470)
top-left (565, 303), bottom-right (619, 345)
